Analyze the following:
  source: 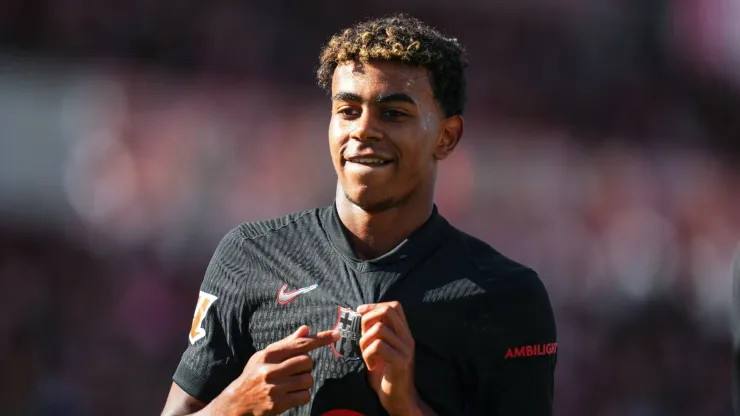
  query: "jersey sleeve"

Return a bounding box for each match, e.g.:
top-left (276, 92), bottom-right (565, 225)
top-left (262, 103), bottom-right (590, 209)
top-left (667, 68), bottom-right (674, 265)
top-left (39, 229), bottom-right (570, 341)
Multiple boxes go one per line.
top-left (172, 227), bottom-right (255, 403)
top-left (465, 269), bottom-right (557, 415)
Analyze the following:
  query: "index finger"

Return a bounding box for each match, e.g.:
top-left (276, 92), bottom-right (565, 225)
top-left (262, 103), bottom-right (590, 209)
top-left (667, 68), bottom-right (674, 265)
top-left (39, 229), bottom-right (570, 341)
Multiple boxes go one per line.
top-left (270, 329), bottom-right (339, 361)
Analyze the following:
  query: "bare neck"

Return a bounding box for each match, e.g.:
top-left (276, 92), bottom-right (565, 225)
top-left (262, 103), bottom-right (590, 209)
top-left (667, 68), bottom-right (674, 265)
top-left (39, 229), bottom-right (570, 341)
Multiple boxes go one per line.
top-left (335, 187), bottom-right (434, 260)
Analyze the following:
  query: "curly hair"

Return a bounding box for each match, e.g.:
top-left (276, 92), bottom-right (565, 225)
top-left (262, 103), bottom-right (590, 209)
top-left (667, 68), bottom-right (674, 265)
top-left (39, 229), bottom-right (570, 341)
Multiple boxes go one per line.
top-left (316, 14), bottom-right (468, 117)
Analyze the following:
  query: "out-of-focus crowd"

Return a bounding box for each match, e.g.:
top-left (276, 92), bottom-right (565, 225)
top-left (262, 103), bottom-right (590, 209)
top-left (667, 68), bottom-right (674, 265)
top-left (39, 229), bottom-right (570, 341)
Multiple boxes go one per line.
top-left (0, 70), bottom-right (737, 415)
top-left (1, 0), bottom-right (739, 415)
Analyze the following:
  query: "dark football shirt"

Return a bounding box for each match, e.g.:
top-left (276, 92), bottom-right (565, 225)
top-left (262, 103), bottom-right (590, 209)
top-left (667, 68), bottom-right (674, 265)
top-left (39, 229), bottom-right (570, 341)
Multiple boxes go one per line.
top-left (173, 204), bottom-right (557, 415)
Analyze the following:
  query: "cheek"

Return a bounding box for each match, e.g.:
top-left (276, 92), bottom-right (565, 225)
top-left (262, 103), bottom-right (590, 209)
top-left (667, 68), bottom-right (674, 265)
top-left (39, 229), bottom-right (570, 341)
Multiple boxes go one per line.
top-left (328, 121), bottom-right (344, 158)
top-left (398, 136), bottom-right (437, 170)
top-left (395, 151), bottom-right (432, 185)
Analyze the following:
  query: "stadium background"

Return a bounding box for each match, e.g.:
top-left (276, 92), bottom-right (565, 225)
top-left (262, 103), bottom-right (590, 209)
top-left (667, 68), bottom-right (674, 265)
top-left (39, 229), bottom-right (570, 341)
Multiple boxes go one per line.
top-left (1, 1), bottom-right (739, 415)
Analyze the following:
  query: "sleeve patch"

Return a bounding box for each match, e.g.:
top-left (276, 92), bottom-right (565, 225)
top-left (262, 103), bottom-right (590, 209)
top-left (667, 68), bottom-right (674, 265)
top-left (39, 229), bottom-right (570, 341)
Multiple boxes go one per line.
top-left (189, 291), bottom-right (219, 344)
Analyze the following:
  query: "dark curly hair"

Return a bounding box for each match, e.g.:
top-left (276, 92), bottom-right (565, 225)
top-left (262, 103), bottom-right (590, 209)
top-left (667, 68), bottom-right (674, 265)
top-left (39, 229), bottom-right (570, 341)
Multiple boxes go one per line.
top-left (316, 14), bottom-right (468, 117)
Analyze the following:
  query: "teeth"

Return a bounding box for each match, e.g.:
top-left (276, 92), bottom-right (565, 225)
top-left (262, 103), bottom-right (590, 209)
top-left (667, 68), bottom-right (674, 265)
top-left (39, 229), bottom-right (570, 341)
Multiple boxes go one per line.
top-left (351, 158), bottom-right (386, 164)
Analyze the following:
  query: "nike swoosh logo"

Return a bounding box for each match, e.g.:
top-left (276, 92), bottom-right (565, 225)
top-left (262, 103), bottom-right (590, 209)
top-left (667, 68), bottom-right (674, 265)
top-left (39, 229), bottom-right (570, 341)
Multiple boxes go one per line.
top-left (277, 283), bottom-right (318, 305)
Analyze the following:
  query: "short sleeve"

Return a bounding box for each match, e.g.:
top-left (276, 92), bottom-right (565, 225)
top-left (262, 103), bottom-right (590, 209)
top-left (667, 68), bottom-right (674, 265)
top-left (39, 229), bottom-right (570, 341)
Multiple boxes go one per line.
top-left (173, 227), bottom-right (255, 403)
top-left (465, 269), bottom-right (557, 415)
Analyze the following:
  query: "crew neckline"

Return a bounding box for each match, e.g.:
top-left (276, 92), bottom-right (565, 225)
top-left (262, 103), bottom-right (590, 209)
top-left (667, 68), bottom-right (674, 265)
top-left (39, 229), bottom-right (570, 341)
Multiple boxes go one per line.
top-left (321, 202), bottom-right (449, 272)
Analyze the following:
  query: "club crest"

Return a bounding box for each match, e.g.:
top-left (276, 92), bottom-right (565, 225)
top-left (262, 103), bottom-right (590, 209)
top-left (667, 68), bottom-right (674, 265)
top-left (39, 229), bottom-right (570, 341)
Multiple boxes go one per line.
top-left (331, 307), bottom-right (363, 361)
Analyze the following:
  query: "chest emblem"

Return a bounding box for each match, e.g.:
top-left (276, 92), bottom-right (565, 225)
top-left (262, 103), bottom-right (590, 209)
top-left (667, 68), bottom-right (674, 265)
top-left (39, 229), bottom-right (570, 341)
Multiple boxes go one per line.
top-left (276, 283), bottom-right (318, 305)
top-left (331, 307), bottom-right (363, 361)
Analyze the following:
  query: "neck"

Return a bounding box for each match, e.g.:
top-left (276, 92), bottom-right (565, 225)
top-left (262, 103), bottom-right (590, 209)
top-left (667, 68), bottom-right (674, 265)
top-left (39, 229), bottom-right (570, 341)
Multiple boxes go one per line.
top-left (335, 185), bottom-right (434, 260)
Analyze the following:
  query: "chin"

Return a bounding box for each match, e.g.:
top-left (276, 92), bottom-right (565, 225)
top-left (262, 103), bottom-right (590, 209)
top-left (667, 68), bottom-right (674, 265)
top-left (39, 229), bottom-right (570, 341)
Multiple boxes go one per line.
top-left (344, 189), bottom-right (399, 213)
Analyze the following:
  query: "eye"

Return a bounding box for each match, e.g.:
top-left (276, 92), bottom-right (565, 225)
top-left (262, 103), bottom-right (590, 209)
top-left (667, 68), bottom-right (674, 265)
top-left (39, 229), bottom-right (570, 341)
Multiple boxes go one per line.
top-left (383, 110), bottom-right (407, 119)
top-left (337, 107), bottom-right (360, 118)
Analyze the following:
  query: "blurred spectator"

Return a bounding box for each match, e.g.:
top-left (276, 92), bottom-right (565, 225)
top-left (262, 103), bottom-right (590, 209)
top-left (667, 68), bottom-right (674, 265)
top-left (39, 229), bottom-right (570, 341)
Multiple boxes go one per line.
top-left (0, 1), bottom-right (738, 414)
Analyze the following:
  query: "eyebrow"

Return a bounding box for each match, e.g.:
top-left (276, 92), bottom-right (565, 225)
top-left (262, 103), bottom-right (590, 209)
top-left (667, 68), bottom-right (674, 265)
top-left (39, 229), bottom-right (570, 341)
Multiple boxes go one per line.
top-left (332, 92), bottom-right (417, 106)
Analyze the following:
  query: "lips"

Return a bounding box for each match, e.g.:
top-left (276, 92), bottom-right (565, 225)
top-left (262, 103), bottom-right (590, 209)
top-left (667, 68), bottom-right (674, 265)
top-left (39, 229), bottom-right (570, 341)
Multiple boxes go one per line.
top-left (344, 154), bottom-right (394, 165)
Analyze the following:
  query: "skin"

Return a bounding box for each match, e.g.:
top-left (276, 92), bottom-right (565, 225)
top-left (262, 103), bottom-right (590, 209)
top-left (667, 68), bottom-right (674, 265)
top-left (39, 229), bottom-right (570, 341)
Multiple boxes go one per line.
top-left (160, 327), bottom-right (338, 416)
top-left (357, 301), bottom-right (439, 416)
top-left (330, 60), bottom-right (463, 259)
top-left (331, 61), bottom-right (463, 415)
top-left (161, 59), bottom-right (464, 416)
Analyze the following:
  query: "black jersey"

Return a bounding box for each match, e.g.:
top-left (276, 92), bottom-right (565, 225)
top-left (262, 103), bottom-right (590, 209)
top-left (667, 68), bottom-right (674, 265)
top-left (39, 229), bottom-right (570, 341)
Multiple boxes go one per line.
top-left (173, 204), bottom-right (557, 415)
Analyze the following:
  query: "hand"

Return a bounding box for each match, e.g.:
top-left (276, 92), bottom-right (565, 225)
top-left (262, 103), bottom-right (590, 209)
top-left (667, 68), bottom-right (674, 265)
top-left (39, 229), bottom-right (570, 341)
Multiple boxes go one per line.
top-left (211, 325), bottom-right (338, 416)
top-left (357, 301), bottom-right (420, 416)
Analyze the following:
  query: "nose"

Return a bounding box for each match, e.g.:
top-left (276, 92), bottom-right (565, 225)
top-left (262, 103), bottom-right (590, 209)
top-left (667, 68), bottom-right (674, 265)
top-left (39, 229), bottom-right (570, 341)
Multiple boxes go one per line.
top-left (349, 110), bottom-right (383, 142)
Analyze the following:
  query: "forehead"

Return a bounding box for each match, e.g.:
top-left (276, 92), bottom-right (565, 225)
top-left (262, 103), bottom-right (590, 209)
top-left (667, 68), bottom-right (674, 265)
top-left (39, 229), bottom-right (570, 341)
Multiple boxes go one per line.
top-left (331, 61), bottom-right (433, 100)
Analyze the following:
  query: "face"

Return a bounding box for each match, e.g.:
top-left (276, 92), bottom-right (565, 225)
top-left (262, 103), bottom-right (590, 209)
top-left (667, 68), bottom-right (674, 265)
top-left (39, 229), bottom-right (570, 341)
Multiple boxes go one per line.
top-left (329, 60), bottom-right (463, 212)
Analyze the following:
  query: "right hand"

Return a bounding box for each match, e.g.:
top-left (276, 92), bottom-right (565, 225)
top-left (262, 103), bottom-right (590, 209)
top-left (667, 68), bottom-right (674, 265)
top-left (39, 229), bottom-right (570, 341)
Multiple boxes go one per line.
top-left (210, 325), bottom-right (339, 416)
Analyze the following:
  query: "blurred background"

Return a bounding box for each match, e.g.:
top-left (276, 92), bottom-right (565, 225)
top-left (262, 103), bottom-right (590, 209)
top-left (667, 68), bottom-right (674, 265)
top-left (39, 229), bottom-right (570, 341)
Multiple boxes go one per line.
top-left (0, 1), bottom-right (739, 415)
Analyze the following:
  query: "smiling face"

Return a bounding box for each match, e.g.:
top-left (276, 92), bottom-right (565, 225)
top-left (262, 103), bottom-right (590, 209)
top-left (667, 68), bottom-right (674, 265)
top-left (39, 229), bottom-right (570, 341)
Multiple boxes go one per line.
top-left (329, 60), bottom-right (463, 213)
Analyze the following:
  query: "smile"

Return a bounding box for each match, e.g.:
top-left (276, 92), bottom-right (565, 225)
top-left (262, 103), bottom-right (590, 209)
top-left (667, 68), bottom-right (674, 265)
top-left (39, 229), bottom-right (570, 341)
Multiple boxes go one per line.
top-left (347, 158), bottom-right (392, 166)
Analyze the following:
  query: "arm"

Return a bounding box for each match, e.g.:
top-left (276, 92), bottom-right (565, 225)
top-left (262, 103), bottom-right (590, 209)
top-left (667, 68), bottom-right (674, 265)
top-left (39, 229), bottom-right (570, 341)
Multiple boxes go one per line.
top-left (409, 398), bottom-right (439, 416)
top-left (467, 269), bottom-right (557, 415)
top-left (161, 383), bottom-right (209, 416)
top-left (163, 326), bottom-right (338, 416)
top-left (164, 228), bottom-right (251, 413)
top-left (162, 228), bottom-right (338, 416)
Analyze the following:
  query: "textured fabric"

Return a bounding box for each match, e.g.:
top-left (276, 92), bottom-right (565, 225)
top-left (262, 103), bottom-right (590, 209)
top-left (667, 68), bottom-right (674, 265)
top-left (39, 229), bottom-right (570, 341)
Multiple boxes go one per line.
top-left (173, 203), bottom-right (557, 415)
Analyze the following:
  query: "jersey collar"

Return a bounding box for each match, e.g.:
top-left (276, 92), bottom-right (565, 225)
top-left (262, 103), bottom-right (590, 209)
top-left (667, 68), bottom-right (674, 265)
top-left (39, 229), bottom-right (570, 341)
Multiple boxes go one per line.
top-left (322, 201), bottom-right (449, 271)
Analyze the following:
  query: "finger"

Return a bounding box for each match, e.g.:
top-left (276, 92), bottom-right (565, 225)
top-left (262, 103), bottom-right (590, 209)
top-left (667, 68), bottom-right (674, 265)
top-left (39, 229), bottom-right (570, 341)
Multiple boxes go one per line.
top-left (268, 326), bottom-right (310, 353)
top-left (281, 389), bottom-right (311, 409)
top-left (359, 321), bottom-right (411, 358)
top-left (362, 338), bottom-right (405, 371)
top-left (357, 303), bottom-right (378, 314)
top-left (276, 372), bottom-right (314, 393)
top-left (359, 303), bottom-right (406, 333)
top-left (269, 354), bottom-right (313, 380)
top-left (360, 305), bottom-right (392, 333)
top-left (390, 301), bottom-right (409, 327)
top-left (358, 301), bottom-right (408, 325)
top-left (360, 306), bottom-right (414, 346)
top-left (279, 325), bottom-right (310, 344)
top-left (268, 329), bottom-right (339, 362)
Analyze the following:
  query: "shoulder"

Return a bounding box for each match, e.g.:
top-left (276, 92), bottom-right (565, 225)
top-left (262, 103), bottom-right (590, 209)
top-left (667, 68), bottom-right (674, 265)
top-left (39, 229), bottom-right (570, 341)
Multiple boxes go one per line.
top-left (454, 228), bottom-right (543, 287)
top-left (207, 207), bottom-right (322, 257)
top-left (211, 207), bottom-right (327, 254)
top-left (450, 227), bottom-right (553, 317)
top-left (446, 229), bottom-right (557, 358)
top-left (232, 207), bottom-right (324, 242)
top-left (203, 207), bottom-right (327, 284)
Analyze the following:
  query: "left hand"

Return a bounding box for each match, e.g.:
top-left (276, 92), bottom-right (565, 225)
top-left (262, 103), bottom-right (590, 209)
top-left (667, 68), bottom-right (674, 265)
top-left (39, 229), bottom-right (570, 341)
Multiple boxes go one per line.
top-left (357, 301), bottom-right (420, 416)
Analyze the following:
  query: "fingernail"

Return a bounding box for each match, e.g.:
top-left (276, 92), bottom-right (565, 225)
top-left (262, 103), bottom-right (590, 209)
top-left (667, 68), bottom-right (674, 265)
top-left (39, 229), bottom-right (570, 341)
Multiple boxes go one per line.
top-left (356, 305), bottom-right (367, 313)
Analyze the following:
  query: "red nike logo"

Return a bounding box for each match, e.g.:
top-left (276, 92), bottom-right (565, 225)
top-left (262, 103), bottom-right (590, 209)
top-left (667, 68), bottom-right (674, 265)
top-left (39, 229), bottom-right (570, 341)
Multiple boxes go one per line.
top-left (277, 283), bottom-right (318, 305)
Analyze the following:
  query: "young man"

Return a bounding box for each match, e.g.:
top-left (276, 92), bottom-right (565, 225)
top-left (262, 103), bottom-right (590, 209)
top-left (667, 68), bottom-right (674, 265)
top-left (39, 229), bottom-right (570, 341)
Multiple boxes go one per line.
top-left (162, 14), bottom-right (557, 416)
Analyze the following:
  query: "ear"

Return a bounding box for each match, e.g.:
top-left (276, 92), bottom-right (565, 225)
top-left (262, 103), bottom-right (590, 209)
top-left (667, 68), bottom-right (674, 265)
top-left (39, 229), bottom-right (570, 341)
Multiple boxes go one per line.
top-left (434, 115), bottom-right (464, 160)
